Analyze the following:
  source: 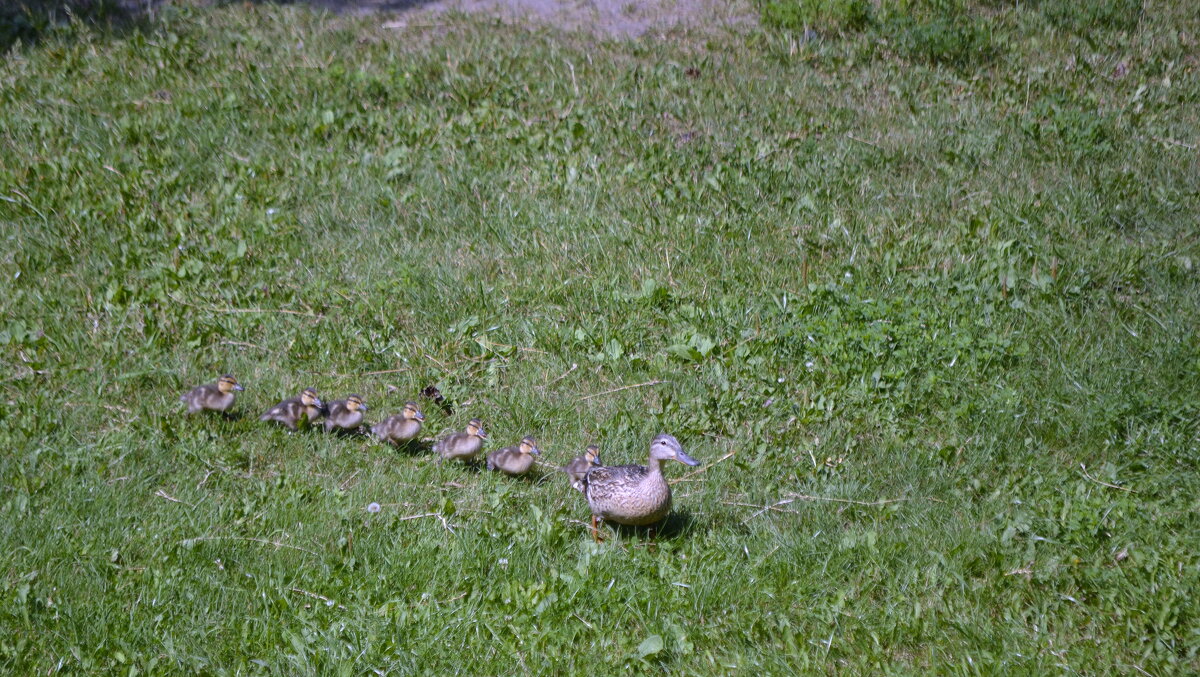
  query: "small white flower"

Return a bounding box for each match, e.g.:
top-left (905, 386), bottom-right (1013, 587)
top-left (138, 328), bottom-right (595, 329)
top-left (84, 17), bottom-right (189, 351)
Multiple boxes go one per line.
top-left (805, 361), bottom-right (815, 369)
top-left (266, 208), bottom-right (278, 216)
top-left (498, 558), bottom-right (509, 567)
top-left (367, 502), bottom-right (381, 513)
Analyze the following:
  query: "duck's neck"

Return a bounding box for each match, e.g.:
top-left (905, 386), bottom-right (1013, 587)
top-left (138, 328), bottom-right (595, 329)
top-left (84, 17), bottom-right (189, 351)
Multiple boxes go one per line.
top-left (646, 456), bottom-right (664, 477)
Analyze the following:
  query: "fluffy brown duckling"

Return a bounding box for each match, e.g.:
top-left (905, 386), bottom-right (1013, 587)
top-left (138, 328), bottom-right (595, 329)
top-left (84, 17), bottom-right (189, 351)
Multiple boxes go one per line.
top-left (562, 444), bottom-right (602, 492)
top-left (372, 401), bottom-right (425, 445)
top-left (324, 394), bottom-right (368, 433)
top-left (180, 374), bottom-right (244, 414)
top-left (434, 418), bottom-right (488, 464)
top-left (486, 436), bottom-right (542, 476)
top-left (259, 387), bottom-right (324, 431)
top-left (584, 433), bottom-right (699, 542)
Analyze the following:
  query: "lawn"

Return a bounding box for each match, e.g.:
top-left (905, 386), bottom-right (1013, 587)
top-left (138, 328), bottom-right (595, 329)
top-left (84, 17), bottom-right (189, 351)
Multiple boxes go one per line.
top-left (1, 0), bottom-right (1198, 673)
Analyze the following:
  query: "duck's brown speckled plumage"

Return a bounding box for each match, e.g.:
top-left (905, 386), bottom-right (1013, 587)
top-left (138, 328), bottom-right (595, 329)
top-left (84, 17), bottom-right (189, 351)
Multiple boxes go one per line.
top-left (180, 375), bottom-right (244, 414)
top-left (324, 394), bottom-right (367, 432)
top-left (372, 402), bottom-right (425, 445)
top-left (584, 464), bottom-right (669, 525)
top-left (434, 418), bottom-right (488, 463)
top-left (487, 436), bottom-right (541, 475)
top-left (584, 434), bottom-right (699, 540)
top-left (260, 388), bottom-right (324, 431)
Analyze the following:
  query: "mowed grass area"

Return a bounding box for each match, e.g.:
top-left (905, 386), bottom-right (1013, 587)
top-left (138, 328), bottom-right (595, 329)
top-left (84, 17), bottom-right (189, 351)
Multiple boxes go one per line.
top-left (1, 0), bottom-right (1199, 672)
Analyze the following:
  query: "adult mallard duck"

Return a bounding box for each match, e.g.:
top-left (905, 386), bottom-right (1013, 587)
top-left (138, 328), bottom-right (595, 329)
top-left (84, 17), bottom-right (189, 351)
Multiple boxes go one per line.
top-left (562, 444), bottom-right (602, 493)
top-left (180, 374), bottom-right (244, 414)
top-left (260, 387), bottom-right (324, 431)
top-left (372, 401), bottom-right (425, 445)
top-left (584, 433), bottom-right (698, 542)
top-left (324, 394), bottom-right (368, 433)
top-left (486, 436), bottom-right (541, 476)
top-left (434, 418), bottom-right (487, 464)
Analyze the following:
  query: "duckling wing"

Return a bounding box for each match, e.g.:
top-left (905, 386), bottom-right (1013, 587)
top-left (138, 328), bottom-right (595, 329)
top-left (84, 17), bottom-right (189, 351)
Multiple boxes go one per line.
top-left (261, 397), bottom-right (299, 421)
top-left (181, 385), bottom-right (212, 413)
top-left (181, 384), bottom-right (209, 406)
top-left (371, 416), bottom-right (395, 439)
top-left (434, 432), bottom-right (462, 455)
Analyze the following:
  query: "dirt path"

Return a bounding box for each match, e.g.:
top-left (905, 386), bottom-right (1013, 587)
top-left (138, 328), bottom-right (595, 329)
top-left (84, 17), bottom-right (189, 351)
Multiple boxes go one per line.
top-left (298, 0), bottom-right (756, 38)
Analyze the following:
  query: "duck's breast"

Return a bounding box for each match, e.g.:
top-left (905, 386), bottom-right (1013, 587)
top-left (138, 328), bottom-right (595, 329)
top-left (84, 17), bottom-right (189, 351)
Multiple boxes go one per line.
top-left (211, 391), bottom-right (235, 412)
top-left (505, 453), bottom-right (534, 475)
top-left (395, 419), bottom-right (420, 440)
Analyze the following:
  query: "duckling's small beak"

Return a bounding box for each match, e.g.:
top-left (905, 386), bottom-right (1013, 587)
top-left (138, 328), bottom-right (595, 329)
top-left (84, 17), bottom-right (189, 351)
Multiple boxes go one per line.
top-left (360, 403), bottom-right (369, 411)
top-left (234, 384), bottom-right (245, 391)
top-left (676, 450), bottom-right (700, 466)
top-left (415, 411), bottom-right (425, 421)
top-left (531, 447), bottom-right (541, 456)
top-left (477, 430), bottom-right (488, 440)
top-left (313, 398), bottom-right (324, 408)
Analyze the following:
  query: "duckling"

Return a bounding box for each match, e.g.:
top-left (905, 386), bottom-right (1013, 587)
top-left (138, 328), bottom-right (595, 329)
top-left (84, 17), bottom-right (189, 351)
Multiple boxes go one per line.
top-left (180, 374), bottom-right (244, 414)
top-left (584, 433), bottom-right (699, 542)
top-left (324, 394), bottom-right (368, 433)
top-left (562, 444), bottom-right (602, 492)
top-left (259, 387), bottom-right (324, 431)
top-left (487, 436), bottom-right (541, 476)
top-left (434, 418), bottom-right (487, 464)
top-left (372, 401), bottom-right (425, 445)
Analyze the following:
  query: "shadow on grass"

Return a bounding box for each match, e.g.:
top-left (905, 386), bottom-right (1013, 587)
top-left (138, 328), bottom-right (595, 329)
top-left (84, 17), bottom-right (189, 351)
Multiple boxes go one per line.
top-left (1, 0), bottom-right (441, 53)
top-left (326, 425), bottom-right (374, 439)
top-left (434, 457), bottom-right (483, 473)
top-left (1, 0), bottom-right (148, 52)
top-left (378, 439), bottom-right (435, 457)
top-left (605, 509), bottom-right (696, 542)
top-left (485, 467), bottom-right (561, 487)
top-left (270, 0), bottom-right (439, 14)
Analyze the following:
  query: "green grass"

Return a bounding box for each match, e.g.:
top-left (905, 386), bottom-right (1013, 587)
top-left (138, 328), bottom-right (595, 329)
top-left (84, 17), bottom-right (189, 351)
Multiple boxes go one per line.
top-left (2, 1), bottom-right (1199, 672)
